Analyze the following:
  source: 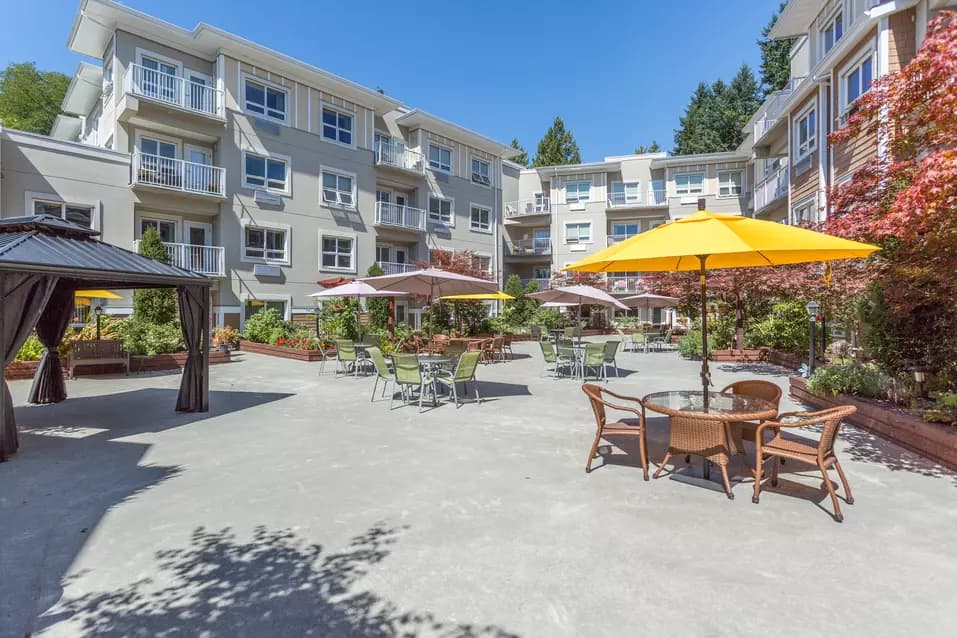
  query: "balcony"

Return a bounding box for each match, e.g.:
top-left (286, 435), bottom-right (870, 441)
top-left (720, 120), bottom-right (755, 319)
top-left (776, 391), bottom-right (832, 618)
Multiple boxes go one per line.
top-left (754, 163), bottom-right (790, 214)
top-left (132, 150), bottom-right (226, 198)
top-left (374, 201), bottom-right (427, 232)
top-left (507, 238), bottom-right (551, 257)
top-left (606, 275), bottom-right (643, 294)
top-left (133, 240), bottom-right (225, 277)
top-left (505, 198), bottom-right (551, 219)
top-left (376, 261), bottom-right (416, 275)
top-left (374, 141), bottom-right (425, 175)
top-left (520, 277), bottom-right (552, 291)
top-left (124, 63), bottom-right (224, 119)
top-left (606, 189), bottom-right (668, 209)
top-left (753, 76), bottom-right (806, 146)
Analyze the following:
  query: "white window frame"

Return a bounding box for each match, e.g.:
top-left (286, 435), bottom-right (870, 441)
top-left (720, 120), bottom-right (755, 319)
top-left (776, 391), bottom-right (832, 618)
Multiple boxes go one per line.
top-left (242, 74), bottom-right (289, 124)
top-left (839, 44), bottom-right (876, 114)
top-left (320, 103), bottom-right (356, 149)
top-left (793, 105), bottom-right (817, 163)
top-left (471, 253), bottom-right (492, 275)
top-left (428, 143), bottom-right (453, 173)
top-left (717, 170), bottom-right (744, 198)
top-left (240, 220), bottom-right (290, 265)
top-left (470, 156), bottom-right (491, 187)
top-left (819, 8), bottom-right (844, 58)
top-left (135, 48), bottom-right (183, 75)
top-left (428, 194), bottom-right (454, 226)
top-left (791, 196), bottom-right (818, 225)
top-left (242, 149), bottom-right (291, 195)
top-left (610, 181), bottom-right (640, 204)
top-left (26, 190), bottom-right (99, 230)
top-left (565, 180), bottom-right (591, 203)
top-left (318, 231), bottom-right (357, 273)
top-left (137, 213), bottom-right (180, 243)
top-left (674, 172), bottom-right (705, 196)
top-left (319, 165), bottom-right (357, 209)
top-left (241, 293), bottom-right (292, 324)
top-left (469, 203), bottom-right (492, 233)
top-left (564, 221), bottom-right (592, 244)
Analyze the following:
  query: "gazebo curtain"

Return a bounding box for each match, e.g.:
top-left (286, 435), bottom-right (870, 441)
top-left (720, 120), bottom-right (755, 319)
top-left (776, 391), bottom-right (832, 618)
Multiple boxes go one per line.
top-left (1, 273), bottom-right (59, 459)
top-left (27, 283), bottom-right (76, 405)
top-left (175, 284), bottom-right (209, 413)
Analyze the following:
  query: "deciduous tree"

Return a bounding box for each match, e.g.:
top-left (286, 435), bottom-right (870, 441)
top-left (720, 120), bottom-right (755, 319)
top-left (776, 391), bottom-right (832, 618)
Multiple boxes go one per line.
top-left (0, 62), bottom-right (70, 134)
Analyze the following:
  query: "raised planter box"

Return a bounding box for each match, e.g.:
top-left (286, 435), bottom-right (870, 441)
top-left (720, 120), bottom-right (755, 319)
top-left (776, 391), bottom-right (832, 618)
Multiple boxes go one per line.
top-left (770, 350), bottom-right (807, 370)
top-left (238, 340), bottom-right (327, 362)
top-left (712, 348), bottom-right (771, 362)
top-left (5, 350), bottom-right (231, 380)
top-left (790, 376), bottom-right (957, 470)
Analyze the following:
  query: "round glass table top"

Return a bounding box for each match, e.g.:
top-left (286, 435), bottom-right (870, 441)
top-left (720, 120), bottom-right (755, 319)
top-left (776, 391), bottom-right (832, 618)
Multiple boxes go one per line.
top-left (642, 391), bottom-right (776, 419)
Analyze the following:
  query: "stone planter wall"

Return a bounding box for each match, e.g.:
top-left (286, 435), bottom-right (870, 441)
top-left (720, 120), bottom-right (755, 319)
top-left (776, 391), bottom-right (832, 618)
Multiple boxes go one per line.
top-left (238, 340), bottom-right (327, 362)
top-left (5, 350), bottom-right (231, 380)
top-left (789, 376), bottom-right (957, 470)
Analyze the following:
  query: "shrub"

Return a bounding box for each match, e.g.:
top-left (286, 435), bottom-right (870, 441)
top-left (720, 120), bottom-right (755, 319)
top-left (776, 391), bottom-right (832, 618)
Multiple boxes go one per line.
top-left (119, 318), bottom-right (185, 355)
top-left (133, 227), bottom-right (177, 324)
top-left (212, 325), bottom-right (241, 349)
top-left (15, 334), bottom-right (44, 361)
top-left (807, 363), bottom-right (883, 398)
top-left (364, 264), bottom-right (391, 332)
top-left (745, 300), bottom-right (808, 351)
top-left (318, 297), bottom-right (359, 340)
top-left (59, 316), bottom-right (124, 357)
top-left (243, 308), bottom-right (289, 344)
top-left (678, 328), bottom-right (713, 359)
top-left (531, 307), bottom-right (561, 330)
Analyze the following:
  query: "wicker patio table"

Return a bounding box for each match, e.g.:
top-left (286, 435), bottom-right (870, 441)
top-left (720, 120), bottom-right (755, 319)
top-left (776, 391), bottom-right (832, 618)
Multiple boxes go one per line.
top-left (642, 390), bottom-right (777, 499)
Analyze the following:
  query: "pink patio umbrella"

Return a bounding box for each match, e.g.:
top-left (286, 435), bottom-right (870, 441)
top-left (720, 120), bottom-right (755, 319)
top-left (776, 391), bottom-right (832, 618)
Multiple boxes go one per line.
top-left (621, 292), bottom-right (680, 325)
top-left (361, 267), bottom-right (498, 300)
top-left (310, 281), bottom-right (409, 338)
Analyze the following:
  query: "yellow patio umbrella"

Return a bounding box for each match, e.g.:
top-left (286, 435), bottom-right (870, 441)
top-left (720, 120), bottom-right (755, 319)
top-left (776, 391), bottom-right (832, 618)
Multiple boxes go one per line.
top-left (74, 289), bottom-right (123, 300)
top-left (565, 209), bottom-right (879, 393)
top-left (440, 292), bottom-right (514, 301)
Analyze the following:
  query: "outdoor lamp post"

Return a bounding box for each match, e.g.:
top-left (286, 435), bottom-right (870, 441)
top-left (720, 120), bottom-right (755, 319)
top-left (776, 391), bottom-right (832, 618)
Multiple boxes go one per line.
top-left (805, 300), bottom-right (820, 375)
top-left (94, 305), bottom-right (103, 341)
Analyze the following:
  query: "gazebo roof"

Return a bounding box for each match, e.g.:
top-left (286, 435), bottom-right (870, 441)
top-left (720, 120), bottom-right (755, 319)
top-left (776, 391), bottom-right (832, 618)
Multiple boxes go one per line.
top-left (0, 215), bottom-right (209, 288)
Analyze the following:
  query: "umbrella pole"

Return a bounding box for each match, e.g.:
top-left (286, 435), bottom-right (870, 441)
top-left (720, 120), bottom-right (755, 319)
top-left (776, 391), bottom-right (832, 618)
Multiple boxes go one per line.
top-left (698, 256), bottom-right (710, 397)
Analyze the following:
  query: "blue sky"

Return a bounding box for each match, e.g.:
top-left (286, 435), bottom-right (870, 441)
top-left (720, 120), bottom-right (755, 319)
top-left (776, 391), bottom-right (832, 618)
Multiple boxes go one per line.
top-left (1, 0), bottom-right (780, 161)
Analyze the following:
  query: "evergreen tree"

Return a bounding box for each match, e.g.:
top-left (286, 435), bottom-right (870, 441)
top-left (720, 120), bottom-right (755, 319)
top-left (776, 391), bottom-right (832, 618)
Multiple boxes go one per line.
top-left (673, 82), bottom-right (723, 154)
top-left (509, 138), bottom-right (529, 167)
top-left (531, 116), bottom-right (581, 167)
top-left (758, 3), bottom-right (795, 96)
top-left (0, 62), bottom-right (70, 135)
top-left (365, 263), bottom-right (390, 331)
top-left (634, 141), bottom-right (662, 154)
top-left (502, 274), bottom-right (533, 327)
top-left (133, 227), bottom-right (177, 324)
top-left (673, 66), bottom-right (760, 154)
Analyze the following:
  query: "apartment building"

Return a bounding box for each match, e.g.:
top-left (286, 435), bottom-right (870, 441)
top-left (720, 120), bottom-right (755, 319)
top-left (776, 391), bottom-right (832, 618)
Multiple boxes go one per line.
top-left (749, 0), bottom-right (955, 224)
top-left (0, 0), bottom-right (514, 329)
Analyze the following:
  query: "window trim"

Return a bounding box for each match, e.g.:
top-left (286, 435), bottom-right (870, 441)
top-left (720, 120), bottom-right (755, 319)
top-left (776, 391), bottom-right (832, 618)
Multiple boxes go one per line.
top-left (565, 180), bottom-right (592, 203)
top-left (839, 43), bottom-right (876, 115)
top-left (137, 213), bottom-right (180, 243)
top-left (240, 219), bottom-right (290, 266)
top-left (610, 181), bottom-right (641, 203)
top-left (469, 202), bottom-right (492, 234)
top-left (241, 293), bottom-right (292, 324)
top-left (673, 172), bottom-right (706, 196)
top-left (135, 130), bottom-right (181, 159)
top-left (717, 169), bottom-right (745, 198)
top-left (320, 102), bottom-right (356, 149)
top-left (563, 221), bottom-right (592, 244)
top-left (793, 104), bottom-right (817, 163)
top-left (819, 7), bottom-right (844, 59)
top-left (470, 155), bottom-right (491, 187)
top-left (135, 47), bottom-right (183, 76)
top-left (428, 142), bottom-right (453, 173)
top-left (242, 149), bottom-right (291, 195)
top-left (318, 230), bottom-right (357, 273)
top-left (242, 73), bottom-right (289, 125)
top-left (791, 195), bottom-right (818, 226)
top-left (26, 190), bottom-right (98, 230)
top-left (319, 165), bottom-right (357, 210)
top-left (470, 252), bottom-right (493, 276)
top-left (428, 193), bottom-right (455, 226)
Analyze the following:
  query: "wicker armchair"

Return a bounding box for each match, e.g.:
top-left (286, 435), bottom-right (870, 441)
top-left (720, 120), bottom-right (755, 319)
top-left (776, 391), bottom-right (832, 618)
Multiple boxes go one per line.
top-left (721, 380), bottom-right (782, 452)
top-left (581, 384), bottom-right (649, 479)
top-left (484, 336), bottom-right (505, 363)
top-left (752, 405), bottom-right (857, 522)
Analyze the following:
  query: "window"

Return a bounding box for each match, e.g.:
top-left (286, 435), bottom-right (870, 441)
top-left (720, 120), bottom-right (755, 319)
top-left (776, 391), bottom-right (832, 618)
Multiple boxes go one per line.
top-left (470, 205), bottom-right (491, 232)
top-left (471, 157), bottom-right (491, 186)
top-left (612, 222), bottom-right (639, 238)
top-left (565, 222), bottom-right (591, 243)
top-left (428, 144), bottom-right (452, 172)
top-left (843, 54), bottom-right (874, 111)
top-left (609, 182), bottom-right (640, 204)
top-left (139, 218), bottom-right (176, 243)
top-left (674, 173), bottom-right (705, 195)
top-left (244, 226), bottom-right (287, 262)
top-left (33, 200), bottom-right (94, 228)
top-left (244, 152), bottom-right (288, 193)
top-left (428, 196), bottom-right (453, 224)
top-left (718, 170), bottom-right (744, 197)
top-left (244, 299), bottom-right (287, 321)
top-left (821, 11), bottom-right (843, 56)
top-left (245, 78), bottom-right (287, 122)
top-left (792, 199), bottom-right (817, 225)
top-left (320, 169), bottom-right (355, 208)
top-left (321, 107), bottom-right (353, 146)
top-left (565, 181), bottom-right (591, 203)
top-left (472, 255), bottom-right (491, 274)
top-left (794, 108), bottom-right (817, 161)
top-left (321, 235), bottom-right (355, 271)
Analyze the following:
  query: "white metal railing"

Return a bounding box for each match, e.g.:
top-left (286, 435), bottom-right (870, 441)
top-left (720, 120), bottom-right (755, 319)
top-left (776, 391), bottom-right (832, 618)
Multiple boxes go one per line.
top-left (125, 63), bottom-right (223, 117)
top-left (753, 76), bottom-right (806, 141)
top-left (606, 275), bottom-right (643, 294)
top-left (132, 150), bottom-right (226, 197)
top-left (508, 238), bottom-right (551, 255)
top-left (374, 201), bottom-right (427, 231)
top-left (754, 163), bottom-right (790, 212)
top-left (521, 277), bottom-right (552, 291)
top-left (607, 192), bottom-right (642, 207)
top-left (505, 198), bottom-right (551, 218)
top-left (606, 189), bottom-right (667, 208)
top-left (375, 140), bottom-right (425, 174)
top-left (647, 189), bottom-right (667, 205)
top-left (133, 240), bottom-right (225, 277)
top-left (376, 261), bottom-right (416, 275)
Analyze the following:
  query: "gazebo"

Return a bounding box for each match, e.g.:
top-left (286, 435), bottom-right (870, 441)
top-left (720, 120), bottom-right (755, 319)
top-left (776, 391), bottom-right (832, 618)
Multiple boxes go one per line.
top-left (0, 215), bottom-right (211, 461)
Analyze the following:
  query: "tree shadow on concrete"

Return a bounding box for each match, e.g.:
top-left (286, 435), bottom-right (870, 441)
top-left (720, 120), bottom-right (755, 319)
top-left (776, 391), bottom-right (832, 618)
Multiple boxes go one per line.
top-left (46, 523), bottom-right (519, 638)
top-left (715, 363), bottom-right (793, 378)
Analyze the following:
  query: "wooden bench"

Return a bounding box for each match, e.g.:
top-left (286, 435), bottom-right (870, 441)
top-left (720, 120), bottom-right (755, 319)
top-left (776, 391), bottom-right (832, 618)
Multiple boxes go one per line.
top-left (69, 339), bottom-right (130, 379)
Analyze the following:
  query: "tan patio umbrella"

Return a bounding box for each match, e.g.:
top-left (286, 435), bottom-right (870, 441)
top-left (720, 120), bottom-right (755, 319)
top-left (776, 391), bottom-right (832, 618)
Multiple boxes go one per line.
top-left (621, 292), bottom-right (680, 325)
top-left (528, 285), bottom-right (628, 330)
top-left (361, 267), bottom-right (498, 300)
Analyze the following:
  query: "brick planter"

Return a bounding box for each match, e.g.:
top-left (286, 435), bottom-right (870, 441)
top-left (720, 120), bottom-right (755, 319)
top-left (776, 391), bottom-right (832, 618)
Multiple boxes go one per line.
top-left (5, 350), bottom-right (230, 380)
top-left (238, 340), bottom-right (327, 362)
top-left (769, 350), bottom-right (804, 370)
top-left (712, 348), bottom-right (771, 362)
top-left (789, 376), bottom-right (957, 470)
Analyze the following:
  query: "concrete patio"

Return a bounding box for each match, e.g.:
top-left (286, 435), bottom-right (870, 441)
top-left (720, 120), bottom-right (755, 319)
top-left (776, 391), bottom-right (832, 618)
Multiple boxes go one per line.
top-left (2, 340), bottom-right (956, 637)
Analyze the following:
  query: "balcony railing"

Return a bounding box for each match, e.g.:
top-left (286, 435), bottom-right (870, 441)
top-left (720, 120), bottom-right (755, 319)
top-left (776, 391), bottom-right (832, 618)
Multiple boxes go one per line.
top-left (606, 275), bottom-right (643, 294)
top-left (520, 277), bottom-right (552, 291)
top-left (607, 190), bottom-right (667, 207)
top-left (376, 261), bottom-right (416, 275)
top-left (508, 238), bottom-right (551, 256)
top-left (132, 150), bottom-right (226, 197)
top-left (375, 141), bottom-right (425, 174)
top-left (124, 63), bottom-right (223, 117)
top-left (607, 192), bottom-right (642, 208)
top-left (133, 240), bottom-right (225, 277)
top-left (753, 76), bottom-right (806, 141)
top-left (754, 163), bottom-right (790, 213)
top-left (505, 198), bottom-right (551, 218)
top-left (374, 201), bottom-right (427, 231)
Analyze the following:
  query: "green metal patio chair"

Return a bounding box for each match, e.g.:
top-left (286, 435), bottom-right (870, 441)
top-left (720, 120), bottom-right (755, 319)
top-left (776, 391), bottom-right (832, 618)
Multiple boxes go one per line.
top-left (367, 346), bottom-right (395, 402)
top-left (602, 340), bottom-right (621, 378)
top-left (540, 341), bottom-right (575, 378)
top-left (333, 339), bottom-right (358, 377)
top-left (434, 351), bottom-right (482, 407)
top-left (391, 353), bottom-right (434, 412)
top-left (581, 342), bottom-right (607, 381)
top-left (444, 341), bottom-right (467, 358)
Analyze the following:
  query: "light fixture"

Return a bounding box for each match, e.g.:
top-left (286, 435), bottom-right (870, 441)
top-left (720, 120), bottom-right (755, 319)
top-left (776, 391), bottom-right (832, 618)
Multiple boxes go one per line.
top-left (94, 305), bottom-right (104, 341)
top-left (805, 300), bottom-right (820, 319)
